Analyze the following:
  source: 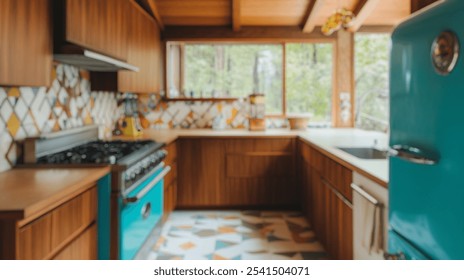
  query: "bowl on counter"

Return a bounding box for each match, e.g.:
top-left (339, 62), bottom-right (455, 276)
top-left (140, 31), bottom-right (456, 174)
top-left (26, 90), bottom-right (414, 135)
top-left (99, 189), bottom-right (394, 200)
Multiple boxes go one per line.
top-left (287, 115), bottom-right (311, 130)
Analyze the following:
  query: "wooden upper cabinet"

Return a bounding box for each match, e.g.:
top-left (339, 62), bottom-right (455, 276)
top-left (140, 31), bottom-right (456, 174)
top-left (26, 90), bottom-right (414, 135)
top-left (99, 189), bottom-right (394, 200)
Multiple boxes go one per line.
top-left (118, 4), bottom-right (161, 93)
top-left (64, 0), bottom-right (129, 61)
top-left (0, 0), bottom-right (52, 87)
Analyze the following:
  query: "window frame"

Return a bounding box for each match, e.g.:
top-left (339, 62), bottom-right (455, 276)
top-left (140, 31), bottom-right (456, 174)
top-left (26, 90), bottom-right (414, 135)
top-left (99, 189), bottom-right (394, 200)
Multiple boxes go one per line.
top-left (165, 38), bottom-right (337, 121)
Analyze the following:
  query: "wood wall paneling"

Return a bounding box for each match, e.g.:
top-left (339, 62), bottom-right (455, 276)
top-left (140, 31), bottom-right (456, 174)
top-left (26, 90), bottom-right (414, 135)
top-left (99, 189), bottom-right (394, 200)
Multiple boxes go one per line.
top-left (162, 26), bottom-right (336, 41)
top-left (118, 3), bottom-right (161, 93)
top-left (334, 29), bottom-right (354, 128)
top-left (65, 0), bottom-right (129, 61)
top-left (0, 0), bottom-right (52, 87)
top-left (157, 0), bottom-right (231, 26)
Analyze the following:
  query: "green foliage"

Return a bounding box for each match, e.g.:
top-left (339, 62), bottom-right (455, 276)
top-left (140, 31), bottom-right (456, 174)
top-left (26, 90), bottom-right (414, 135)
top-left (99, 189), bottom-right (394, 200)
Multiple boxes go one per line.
top-left (184, 44), bottom-right (282, 114)
top-left (355, 34), bottom-right (390, 132)
top-left (286, 43), bottom-right (333, 122)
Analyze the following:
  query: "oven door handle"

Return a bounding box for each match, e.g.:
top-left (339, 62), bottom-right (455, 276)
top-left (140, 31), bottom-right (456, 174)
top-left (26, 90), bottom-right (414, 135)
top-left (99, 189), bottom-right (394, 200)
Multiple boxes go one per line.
top-left (123, 165), bottom-right (171, 204)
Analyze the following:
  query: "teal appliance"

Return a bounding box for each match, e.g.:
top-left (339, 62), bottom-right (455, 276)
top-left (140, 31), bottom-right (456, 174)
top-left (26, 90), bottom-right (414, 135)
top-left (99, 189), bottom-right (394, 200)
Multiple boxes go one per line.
top-left (119, 162), bottom-right (169, 260)
top-left (388, 0), bottom-right (464, 260)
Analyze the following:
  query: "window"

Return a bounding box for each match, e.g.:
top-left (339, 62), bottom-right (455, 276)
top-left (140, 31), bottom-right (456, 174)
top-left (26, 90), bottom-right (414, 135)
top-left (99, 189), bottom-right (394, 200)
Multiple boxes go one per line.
top-left (183, 44), bottom-right (283, 114)
top-left (286, 43), bottom-right (333, 124)
top-left (355, 33), bottom-right (390, 132)
top-left (167, 42), bottom-right (334, 120)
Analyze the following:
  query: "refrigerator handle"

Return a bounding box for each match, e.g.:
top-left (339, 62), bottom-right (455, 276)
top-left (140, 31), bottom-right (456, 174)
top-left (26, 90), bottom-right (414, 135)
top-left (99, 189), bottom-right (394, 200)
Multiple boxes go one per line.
top-left (388, 145), bottom-right (439, 165)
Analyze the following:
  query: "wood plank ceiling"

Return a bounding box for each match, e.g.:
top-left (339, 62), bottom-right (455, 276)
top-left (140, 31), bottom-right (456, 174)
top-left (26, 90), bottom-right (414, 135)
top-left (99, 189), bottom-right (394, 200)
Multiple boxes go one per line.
top-left (153, 0), bottom-right (411, 32)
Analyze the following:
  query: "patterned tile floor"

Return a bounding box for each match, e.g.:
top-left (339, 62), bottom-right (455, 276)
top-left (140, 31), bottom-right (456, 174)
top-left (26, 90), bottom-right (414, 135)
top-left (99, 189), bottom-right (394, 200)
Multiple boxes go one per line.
top-left (139, 210), bottom-right (329, 260)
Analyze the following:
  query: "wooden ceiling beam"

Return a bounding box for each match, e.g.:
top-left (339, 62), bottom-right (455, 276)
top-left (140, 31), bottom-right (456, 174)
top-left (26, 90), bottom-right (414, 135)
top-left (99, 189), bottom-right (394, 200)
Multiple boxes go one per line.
top-left (348, 0), bottom-right (381, 32)
top-left (232, 0), bottom-right (241, 31)
top-left (147, 0), bottom-right (165, 30)
top-left (302, 0), bottom-right (326, 33)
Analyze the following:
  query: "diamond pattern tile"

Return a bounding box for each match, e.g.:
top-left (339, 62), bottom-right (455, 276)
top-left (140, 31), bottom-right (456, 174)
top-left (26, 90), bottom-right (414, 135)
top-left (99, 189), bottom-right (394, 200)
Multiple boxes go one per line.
top-left (19, 87), bottom-right (36, 106)
top-left (0, 63), bottom-right (121, 172)
top-left (14, 97), bottom-right (28, 120)
top-left (0, 100), bottom-right (13, 121)
top-left (6, 114), bottom-right (21, 137)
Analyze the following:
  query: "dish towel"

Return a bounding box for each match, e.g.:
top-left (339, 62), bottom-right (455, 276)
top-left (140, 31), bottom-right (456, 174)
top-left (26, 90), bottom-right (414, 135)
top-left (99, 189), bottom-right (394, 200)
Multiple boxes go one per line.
top-left (360, 196), bottom-right (384, 254)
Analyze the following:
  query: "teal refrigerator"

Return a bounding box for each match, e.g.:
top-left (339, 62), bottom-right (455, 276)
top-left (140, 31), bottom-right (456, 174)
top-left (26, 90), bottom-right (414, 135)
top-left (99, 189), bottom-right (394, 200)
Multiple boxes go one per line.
top-left (388, 0), bottom-right (464, 260)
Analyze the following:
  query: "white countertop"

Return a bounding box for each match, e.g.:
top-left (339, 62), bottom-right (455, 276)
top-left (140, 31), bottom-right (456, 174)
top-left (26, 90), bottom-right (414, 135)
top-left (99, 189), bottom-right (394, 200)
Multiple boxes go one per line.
top-left (298, 128), bottom-right (389, 185)
top-left (112, 128), bottom-right (389, 186)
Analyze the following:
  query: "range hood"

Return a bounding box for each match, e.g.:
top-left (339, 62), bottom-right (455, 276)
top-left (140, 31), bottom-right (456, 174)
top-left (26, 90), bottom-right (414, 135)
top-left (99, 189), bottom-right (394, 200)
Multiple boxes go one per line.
top-left (53, 49), bottom-right (139, 72)
top-left (52, 0), bottom-right (139, 72)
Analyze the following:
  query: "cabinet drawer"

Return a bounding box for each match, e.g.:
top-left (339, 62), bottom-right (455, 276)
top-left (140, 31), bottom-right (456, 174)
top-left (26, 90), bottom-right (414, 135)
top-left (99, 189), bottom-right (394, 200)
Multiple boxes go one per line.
top-left (321, 157), bottom-right (353, 202)
top-left (51, 187), bottom-right (97, 250)
top-left (17, 214), bottom-right (52, 260)
top-left (53, 224), bottom-right (97, 260)
top-left (225, 138), bottom-right (294, 153)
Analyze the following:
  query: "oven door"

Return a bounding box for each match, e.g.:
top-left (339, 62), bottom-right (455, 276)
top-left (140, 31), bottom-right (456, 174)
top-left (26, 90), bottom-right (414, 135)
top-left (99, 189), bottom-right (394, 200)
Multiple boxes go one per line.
top-left (119, 163), bottom-right (171, 260)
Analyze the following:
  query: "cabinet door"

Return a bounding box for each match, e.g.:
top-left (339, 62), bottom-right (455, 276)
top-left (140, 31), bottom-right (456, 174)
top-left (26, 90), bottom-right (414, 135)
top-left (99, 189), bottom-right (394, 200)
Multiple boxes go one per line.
top-left (51, 188), bottom-right (97, 250)
top-left (53, 224), bottom-right (97, 260)
top-left (118, 4), bottom-right (161, 93)
top-left (0, 0), bottom-right (52, 86)
top-left (66, 0), bottom-right (129, 60)
top-left (223, 138), bottom-right (297, 206)
top-left (177, 139), bottom-right (225, 207)
top-left (17, 214), bottom-right (52, 260)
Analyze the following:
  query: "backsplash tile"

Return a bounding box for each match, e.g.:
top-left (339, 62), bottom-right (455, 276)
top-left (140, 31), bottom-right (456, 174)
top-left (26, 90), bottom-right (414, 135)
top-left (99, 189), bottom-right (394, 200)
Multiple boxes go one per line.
top-left (0, 64), bottom-right (289, 173)
top-left (0, 64), bottom-right (121, 172)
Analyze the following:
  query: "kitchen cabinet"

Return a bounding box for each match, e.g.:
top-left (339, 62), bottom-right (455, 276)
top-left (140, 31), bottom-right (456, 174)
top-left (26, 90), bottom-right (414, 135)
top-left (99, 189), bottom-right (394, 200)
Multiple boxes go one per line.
top-left (223, 138), bottom-right (297, 207)
top-left (117, 3), bottom-right (161, 93)
top-left (0, 187), bottom-right (97, 260)
top-left (0, 0), bottom-right (52, 86)
top-left (177, 138), bottom-right (225, 207)
top-left (299, 139), bottom-right (353, 260)
top-left (61, 0), bottom-right (129, 61)
top-left (177, 137), bottom-right (297, 208)
top-left (163, 141), bottom-right (178, 219)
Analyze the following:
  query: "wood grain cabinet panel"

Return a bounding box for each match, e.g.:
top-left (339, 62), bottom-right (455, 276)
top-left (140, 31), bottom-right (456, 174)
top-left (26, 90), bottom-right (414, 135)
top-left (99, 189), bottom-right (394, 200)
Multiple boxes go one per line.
top-left (118, 3), bottom-right (161, 93)
top-left (17, 214), bottom-right (52, 260)
top-left (163, 141), bottom-right (177, 219)
top-left (51, 188), bottom-right (97, 250)
top-left (177, 139), bottom-right (225, 207)
top-left (224, 138), bottom-right (297, 207)
top-left (299, 139), bottom-right (353, 260)
top-left (0, 0), bottom-right (52, 86)
top-left (65, 0), bottom-right (129, 60)
top-left (53, 224), bottom-right (97, 260)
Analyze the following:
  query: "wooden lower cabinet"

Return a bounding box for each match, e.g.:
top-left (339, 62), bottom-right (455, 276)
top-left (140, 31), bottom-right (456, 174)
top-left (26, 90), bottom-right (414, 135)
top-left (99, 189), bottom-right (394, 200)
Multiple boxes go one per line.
top-left (177, 139), bottom-right (225, 207)
top-left (53, 224), bottom-right (97, 260)
top-left (1, 187), bottom-right (97, 260)
top-left (300, 140), bottom-right (353, 260)
top-left (163, 141), bottom-right (178, 218)
top-left (177, 137), bottom-right (297, 208)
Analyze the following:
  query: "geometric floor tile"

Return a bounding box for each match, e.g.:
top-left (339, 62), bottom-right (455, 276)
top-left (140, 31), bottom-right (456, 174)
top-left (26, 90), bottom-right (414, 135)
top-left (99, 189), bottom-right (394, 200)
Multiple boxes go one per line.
top-left (138, 210), bottom-right (329, 260)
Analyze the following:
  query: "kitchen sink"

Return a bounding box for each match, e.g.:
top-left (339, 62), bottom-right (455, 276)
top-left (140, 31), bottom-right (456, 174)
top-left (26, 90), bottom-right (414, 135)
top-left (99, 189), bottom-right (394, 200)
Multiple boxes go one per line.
top-left (337, 147), bottom-right (388, 160)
